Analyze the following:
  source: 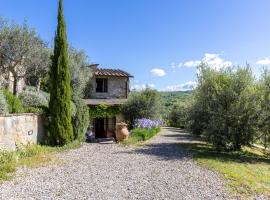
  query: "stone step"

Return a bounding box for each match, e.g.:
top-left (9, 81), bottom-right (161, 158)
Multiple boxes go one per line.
top-left (96, 137), bottom-right (116, 144)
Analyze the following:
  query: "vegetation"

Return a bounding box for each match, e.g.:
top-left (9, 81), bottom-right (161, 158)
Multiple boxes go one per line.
top-left (19, 90), bottom-right (48, 113)
top-left (0, 90), bottom-right (8, 114)
top-left (0, 18), bottom-right (50, 95)
top-left (122, 88), bottom-right (161, 127)
top-left (160, 91), bottom-right (192, 119)
top-left (167, 101), bottom-right (191, 128)
top-left (0, 142), bottom-right (81, 182)
top-left (121, 127), bottom-right (161, 145)
top-left (49, 0), bottom-right (73, 145)
top-left (257, 68), bottom-right (270, 149)
top-left (2, 89), bottom-right (24, 113)
top-left (72, 94), bottom-right (89, 141)
top-left (89, 103), bottom-right (121, 119)
top-left (179, 141), bottom-right (270, 198)
top-left (69, 47), bottom-right (93, 97)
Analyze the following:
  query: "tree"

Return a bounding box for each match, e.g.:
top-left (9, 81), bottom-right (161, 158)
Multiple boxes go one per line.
top-left (49, 0), bottom-right (73, 145)
top-left (122, 88), bottom-right (161, 127)
top-left (68, 47), bottom-right (92, 96)
top-left (190, 64), bottom-right (258, 150)
top-left (0, 18), bottom-right (48, 95)
top-left (168, 101), bottom-right (191, 128)
top-left (258, 68), bottom-right (270, 149)
top-left (25, 46), bottom-right (51, 92)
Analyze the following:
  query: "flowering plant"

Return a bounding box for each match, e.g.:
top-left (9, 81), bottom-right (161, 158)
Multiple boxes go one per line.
top-left (134, 118), bottom-right (164, 129)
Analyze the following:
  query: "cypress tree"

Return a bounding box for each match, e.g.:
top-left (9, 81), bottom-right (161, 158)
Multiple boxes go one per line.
top-left (49, 0), bottom-right (73, 145)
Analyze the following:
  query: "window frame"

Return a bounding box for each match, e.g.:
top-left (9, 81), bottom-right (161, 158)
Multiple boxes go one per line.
top-left (96, 78), bottom-right (108, 93)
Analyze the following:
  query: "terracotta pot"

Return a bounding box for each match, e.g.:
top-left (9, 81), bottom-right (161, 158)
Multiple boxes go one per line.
top-left (116, 122), bottom-right (129, 141)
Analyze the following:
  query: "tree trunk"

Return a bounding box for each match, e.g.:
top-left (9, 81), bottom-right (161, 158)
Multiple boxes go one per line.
top-left (36, 77), bottom-right (41, 92)
top-left (13, 75), bottom-right (18, 96)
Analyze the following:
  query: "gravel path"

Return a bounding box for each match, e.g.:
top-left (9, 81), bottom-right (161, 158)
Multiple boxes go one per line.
top-left (0, 127), bottom-right (229, 200)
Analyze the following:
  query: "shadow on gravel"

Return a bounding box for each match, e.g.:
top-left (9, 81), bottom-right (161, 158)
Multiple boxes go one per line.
top-left (116, 127), bottom-right (194, 161)
top-left (117, 143), bottom-right (188, 161)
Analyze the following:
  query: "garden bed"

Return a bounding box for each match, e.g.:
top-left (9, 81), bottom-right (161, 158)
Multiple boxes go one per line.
top-left (121, 127), bottom-right (161, 145)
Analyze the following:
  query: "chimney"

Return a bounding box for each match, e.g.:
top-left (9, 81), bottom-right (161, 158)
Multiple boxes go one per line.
top-left (88, 64), bottom-right (99, 71)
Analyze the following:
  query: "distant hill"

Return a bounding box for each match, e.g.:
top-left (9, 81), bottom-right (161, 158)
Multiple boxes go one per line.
top-left (159, 91), bottom-right (193, 117)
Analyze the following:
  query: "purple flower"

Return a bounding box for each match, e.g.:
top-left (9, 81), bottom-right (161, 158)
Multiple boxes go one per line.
top-left (134, 118), bottom-right (164, 129)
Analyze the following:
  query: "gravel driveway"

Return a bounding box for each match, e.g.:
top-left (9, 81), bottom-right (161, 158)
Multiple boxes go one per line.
top-left (0, 127), bottom-right (229, 200)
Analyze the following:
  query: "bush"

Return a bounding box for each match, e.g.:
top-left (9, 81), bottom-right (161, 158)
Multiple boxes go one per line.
top-left (72, 95), bottom-right (89, 141)
top-left (122, 88), bottom-right (161, 127)
top-left (0, 91), bottom-right (8, 114)
top-left (2, 90), bottom-right (24, 113)
top-left (189, 65), bottom-right (259, 150)
top-left (131, 128), bottom-right (161, 141)
top-left (19, 90), bottom-right (48, 113)
top-left (167, 102), bottom-right (190, 128)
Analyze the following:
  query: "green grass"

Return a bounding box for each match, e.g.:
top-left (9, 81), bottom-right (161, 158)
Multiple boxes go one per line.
top-left (0, 141), bottom-right (81, 183)
top-left (121, 127), bottom-right (161, 146)
top-left (179, 142), bottom-right (270, 198)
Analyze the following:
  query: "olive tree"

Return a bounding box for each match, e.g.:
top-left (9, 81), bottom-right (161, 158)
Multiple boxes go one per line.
top-left (258, 68), bottom-right (270, 149)
top-left (0, 19), bottom-right (49, 95)
top-left (190, 64), bottom-right (259, 150)
top-left (68, 47), bottom-right (92, 96)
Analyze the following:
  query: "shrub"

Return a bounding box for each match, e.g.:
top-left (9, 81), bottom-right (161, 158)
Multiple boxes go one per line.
top-left (0, 91), bottom-right (8, 114)
top-left (72, 95), bottom-right (89, 141)
top-left (122, 88), bottom-right (161, 127)
top-left (2, 90), bottom-right (24, 113)
top-left (131, 127), bottom-right (161, 141)
top-left (167, 102), bottom-right (191, 128)
top-left (19, 90), bottom-right (48, 112)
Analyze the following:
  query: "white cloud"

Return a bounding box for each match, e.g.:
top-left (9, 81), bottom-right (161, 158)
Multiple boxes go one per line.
top-left (182, 53), bottom-right (232, 70)
top-left (256, 57), bottom-right (270, 65)
top-left (167, 81), bottom-right (197, 91)
top-left (150, 68), bottom-right (166, 77)
top-left (183, 60), bottom-right (201, 68)
top-left (131, 83), bottom-right (155, 91)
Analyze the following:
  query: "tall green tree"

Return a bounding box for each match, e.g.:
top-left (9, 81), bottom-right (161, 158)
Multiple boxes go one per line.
top-left (189, 64), bottom-right (259, 150)
top-left (49, 0), bottom-right (73, 145)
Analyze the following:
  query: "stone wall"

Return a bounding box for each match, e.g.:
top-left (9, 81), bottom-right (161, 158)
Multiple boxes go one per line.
top-left (0, 114), bottom-right (45, 150)
top-left (89, 76), bottom-right (129, 99)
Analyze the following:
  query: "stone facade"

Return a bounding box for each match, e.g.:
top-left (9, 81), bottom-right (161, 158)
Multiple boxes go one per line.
top-left (0, 114), bottom-right (45, 150)
top-left (89, 76), bottom-right (129, 99)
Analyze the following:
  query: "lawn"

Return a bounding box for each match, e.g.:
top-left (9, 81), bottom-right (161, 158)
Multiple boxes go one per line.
top-left (121, 127), bottom-right (161, 146)
top-left (179, 142), bottom-right (270, 198)
top-left (0, 141), bottom-right (81, 183)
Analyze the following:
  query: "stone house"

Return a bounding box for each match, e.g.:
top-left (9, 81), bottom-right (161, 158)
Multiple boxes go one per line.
top-left (84, 66), bottom-right (133, 139)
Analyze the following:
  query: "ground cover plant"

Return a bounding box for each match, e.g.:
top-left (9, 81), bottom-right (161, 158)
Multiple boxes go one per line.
top-left (179, 141), bottom-right (270, 198)
top-left (0, 141), bottom-right (81, 183)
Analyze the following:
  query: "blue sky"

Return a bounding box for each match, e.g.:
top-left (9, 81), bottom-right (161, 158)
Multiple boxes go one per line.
top-left (1, 0), bottom-right (270, 91)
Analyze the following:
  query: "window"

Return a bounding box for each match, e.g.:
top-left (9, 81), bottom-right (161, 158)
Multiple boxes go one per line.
top-left (96, 78), bottom-right (108, 93)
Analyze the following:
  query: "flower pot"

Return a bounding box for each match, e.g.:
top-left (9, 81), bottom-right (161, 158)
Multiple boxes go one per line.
top-left (116, 122), bottom-right (129, 142)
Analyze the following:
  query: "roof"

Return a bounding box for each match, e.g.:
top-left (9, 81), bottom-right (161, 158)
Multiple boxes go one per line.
top-left (95, 68), bottom-right (133, 77)
top-left (84, 98), bottom-right (127, 106)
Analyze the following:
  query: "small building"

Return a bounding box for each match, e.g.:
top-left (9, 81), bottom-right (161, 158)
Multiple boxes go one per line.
top-left (84, 65), bottom-right (133, 139)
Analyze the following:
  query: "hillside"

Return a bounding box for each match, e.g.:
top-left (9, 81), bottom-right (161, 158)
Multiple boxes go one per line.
top-left (160, 91), bottom-right (192, 117)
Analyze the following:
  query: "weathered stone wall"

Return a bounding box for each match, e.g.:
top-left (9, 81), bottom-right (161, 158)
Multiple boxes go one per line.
top-left (0, 114), bottom-right (45, 150)
top-left (89, 76), bottom-right (129, 99)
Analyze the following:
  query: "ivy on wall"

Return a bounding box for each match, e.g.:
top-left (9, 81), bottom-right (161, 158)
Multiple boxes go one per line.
top-left (89, 103), bottom-right (121, 118)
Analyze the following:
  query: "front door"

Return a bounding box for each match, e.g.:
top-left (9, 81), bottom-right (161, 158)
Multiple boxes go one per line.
top-left (95, 118), bottom-right (106, 138)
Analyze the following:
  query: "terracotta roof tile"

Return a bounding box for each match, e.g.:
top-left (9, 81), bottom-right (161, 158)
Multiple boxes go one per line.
top-left (95, 68), bottom-right (133, 77)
